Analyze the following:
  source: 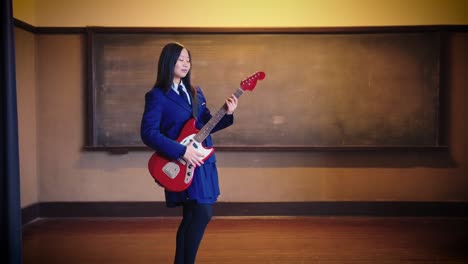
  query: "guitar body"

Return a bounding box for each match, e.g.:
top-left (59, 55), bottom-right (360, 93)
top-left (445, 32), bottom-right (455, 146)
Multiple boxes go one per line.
top-left (148, 119), bottom-right (214, 192)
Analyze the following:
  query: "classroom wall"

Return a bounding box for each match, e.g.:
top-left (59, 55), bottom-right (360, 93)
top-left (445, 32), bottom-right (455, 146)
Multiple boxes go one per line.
top-left (13, 0), bottom-right (468, 207)
top-left (15, 27), bottom-right (39, 207)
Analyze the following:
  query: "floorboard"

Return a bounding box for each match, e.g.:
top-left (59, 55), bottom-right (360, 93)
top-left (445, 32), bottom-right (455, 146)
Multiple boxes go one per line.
top-left (23, 217), bottom-right (468, 263)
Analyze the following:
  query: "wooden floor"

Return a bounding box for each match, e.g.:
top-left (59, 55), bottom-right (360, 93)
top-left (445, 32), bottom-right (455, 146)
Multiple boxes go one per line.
top-left (23, 217), bottom-right (468, 264)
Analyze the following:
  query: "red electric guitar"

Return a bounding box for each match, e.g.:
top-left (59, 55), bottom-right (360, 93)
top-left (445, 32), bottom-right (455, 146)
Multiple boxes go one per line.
top-left (148, 71), bottom-right (266, 191)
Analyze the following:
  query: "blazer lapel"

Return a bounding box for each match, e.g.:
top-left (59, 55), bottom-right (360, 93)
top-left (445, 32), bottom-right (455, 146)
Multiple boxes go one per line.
top-left (166, 89), bottom-right (193, 113)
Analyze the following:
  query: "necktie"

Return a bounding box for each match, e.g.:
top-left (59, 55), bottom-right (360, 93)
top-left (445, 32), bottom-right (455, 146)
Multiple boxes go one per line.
top-left (177, 84), bottom-right (190, 105)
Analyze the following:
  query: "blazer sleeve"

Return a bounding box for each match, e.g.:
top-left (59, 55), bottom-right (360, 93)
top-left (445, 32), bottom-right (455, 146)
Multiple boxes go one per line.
top-left (140, 90), bottom-right (186, 160)
top-left (197, 87), bottom-right (234, 134)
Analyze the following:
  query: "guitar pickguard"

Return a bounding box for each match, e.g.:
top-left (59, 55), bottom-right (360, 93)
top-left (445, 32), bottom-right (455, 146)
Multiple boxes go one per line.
top-left (179, 134), bottom-right (210, 184)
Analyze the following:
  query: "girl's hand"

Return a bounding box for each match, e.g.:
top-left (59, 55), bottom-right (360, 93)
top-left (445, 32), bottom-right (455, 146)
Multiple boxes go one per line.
top-left (183, 143), bottom-right (204, 167)
top-left (226, 94), bottom-right (238, 115)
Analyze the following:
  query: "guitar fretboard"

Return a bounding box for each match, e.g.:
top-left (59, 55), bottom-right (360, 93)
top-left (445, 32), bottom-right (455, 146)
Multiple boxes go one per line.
top-left (194, 88), bottom-right (244, 143)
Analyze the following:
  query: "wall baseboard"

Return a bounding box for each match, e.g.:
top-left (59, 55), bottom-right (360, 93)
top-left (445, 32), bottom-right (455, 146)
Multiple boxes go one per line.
top-left (21, 201), bottom-right (468, 225)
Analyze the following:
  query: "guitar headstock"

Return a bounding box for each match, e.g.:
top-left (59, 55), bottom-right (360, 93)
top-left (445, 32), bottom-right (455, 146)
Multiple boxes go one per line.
top-left (240, 71), bottom-right (266, 91)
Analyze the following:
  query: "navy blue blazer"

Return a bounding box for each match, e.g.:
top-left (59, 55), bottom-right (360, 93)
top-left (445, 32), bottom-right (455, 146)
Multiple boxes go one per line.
top-left (141, 86), bottom-right (234, 206)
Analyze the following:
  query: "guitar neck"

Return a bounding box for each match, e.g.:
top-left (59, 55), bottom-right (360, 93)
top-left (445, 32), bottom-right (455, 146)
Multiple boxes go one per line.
top-left (194, 88), bottom-right (244, 143)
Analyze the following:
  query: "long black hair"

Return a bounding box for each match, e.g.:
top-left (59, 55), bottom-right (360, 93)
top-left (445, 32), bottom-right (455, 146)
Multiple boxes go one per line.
top-left (153, 42), bottom-right (194, 96)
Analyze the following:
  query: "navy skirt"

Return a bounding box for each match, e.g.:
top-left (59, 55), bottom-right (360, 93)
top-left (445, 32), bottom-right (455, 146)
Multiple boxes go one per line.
top-left (164, 161), bottom-right (220, 207)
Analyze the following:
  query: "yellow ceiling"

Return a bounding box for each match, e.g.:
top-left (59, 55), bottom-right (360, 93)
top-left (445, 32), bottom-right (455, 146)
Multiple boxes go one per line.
top-left (13, 0), bottom-right (468, 27)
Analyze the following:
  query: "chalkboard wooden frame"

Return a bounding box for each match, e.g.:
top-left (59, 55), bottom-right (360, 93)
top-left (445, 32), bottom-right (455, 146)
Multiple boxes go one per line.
top-left (85, 26), bottom-right (449, 153)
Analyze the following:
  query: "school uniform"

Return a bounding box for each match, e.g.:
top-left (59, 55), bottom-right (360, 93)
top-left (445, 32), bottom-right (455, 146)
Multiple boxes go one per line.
top-left (140, 82), bottom-right (234, 207)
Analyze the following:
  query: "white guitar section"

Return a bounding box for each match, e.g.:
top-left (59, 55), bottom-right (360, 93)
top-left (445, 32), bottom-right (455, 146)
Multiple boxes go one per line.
top-left (162, 134), bottom-right (213, 184)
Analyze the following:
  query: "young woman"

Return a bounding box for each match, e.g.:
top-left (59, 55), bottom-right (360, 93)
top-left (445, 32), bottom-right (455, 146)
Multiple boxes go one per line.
top-left (141, 42), bottom-right (237, 264)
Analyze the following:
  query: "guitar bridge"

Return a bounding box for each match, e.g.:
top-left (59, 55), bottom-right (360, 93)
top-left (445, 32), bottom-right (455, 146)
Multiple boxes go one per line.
top-left (162, 162), bottom-right (180, 179)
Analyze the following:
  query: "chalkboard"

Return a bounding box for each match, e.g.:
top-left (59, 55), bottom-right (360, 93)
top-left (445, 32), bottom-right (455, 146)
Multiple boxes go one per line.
top-left (86, 29), bottom-right (442, 150)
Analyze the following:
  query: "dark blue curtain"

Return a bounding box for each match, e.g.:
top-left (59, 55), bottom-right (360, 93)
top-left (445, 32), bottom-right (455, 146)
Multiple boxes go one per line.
top-left (1, 0), bottom-right (23, 263)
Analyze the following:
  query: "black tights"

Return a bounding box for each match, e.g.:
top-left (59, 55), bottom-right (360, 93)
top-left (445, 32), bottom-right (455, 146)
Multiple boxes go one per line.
top-left (174, 201), bottom-right (212, 264)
